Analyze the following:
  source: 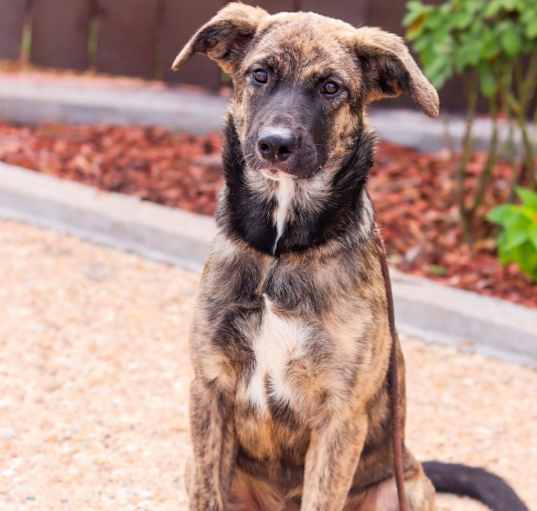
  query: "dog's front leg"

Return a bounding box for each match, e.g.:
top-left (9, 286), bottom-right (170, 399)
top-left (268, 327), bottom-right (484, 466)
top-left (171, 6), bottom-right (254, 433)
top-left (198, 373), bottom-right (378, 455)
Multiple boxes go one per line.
top-left (188, 376), bottom-right (237, 511)
top-left (301, 413), bottom-right (368, 511)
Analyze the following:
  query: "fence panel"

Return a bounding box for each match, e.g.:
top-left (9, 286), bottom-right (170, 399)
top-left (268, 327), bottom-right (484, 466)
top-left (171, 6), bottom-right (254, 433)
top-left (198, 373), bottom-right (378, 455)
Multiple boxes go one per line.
top-left (300, 0), bottom-right (368, 28)
top-left (159, 0), bottom-right (223, 87)
top-left (0, 0), bottom-right (28, 60)
top-left (30, 0), bottom-right (92, 70)
top-left (95, 0), bottom-right (160, 78)
top-left (366, 2), bottom-right (406, 34)
top-left (257, 0), bottom-right (297, 14)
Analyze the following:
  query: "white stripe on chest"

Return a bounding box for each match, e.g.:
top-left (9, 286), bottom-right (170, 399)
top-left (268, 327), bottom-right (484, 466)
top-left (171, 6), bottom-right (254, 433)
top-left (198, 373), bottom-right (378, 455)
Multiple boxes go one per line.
top-left (247, 295), bottom-right (309, 411)
top-left (272, 176), bottom-right (295, 254)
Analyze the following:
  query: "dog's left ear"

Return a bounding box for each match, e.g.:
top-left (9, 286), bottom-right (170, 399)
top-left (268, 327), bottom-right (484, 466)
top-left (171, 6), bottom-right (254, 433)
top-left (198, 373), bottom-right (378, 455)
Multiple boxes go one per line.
top-left (353, 27), bottom-right (439, 117)
top-left (171, 2), bottom-right (269, 75)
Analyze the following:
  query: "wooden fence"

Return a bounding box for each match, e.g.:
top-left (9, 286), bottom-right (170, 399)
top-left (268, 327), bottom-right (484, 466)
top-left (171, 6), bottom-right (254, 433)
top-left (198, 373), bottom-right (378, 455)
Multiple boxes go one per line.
top-left (0, 1), bottom-right (410, 82)
top-left (1, 0), bottom-right (473, 110)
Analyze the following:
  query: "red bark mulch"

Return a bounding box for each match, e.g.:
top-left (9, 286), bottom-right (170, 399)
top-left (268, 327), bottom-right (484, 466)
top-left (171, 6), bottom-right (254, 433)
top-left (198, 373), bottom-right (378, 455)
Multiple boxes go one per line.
top-left (0, 121), bottom-right (535, 309)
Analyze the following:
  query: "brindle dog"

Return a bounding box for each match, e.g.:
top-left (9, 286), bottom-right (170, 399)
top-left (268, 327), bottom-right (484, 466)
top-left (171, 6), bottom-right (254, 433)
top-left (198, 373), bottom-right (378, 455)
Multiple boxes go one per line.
top-left (172, 4), bottom-right (528, 511)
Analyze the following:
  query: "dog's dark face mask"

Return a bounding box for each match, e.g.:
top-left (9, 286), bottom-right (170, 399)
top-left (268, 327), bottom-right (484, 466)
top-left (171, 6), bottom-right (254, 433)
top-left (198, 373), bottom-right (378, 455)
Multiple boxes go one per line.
top-left (173, 3), bottom-right (438, 182)
top-left (240, 65), bottom-right (331, 180)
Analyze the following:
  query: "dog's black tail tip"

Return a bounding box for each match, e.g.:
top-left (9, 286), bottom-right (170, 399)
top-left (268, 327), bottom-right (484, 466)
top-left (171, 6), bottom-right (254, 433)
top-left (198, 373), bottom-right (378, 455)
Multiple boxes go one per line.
top-left (423, 461), bottom-right (529, 511)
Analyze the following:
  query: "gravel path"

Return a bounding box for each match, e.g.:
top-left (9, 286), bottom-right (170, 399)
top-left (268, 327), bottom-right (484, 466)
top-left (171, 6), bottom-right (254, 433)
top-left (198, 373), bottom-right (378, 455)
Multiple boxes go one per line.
top-left (0, 221), bottom-right (535, 511)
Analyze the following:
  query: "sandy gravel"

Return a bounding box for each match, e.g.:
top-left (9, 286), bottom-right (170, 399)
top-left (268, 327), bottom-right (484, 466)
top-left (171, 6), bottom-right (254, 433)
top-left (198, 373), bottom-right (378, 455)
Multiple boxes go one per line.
top-left (0, 221), bottom-right (535, 511)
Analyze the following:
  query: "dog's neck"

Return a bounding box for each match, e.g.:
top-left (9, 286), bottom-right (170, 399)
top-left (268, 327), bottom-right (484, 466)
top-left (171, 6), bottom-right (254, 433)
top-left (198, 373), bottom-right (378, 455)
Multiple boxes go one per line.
top-left (216, 117), bottom-right (376, 256)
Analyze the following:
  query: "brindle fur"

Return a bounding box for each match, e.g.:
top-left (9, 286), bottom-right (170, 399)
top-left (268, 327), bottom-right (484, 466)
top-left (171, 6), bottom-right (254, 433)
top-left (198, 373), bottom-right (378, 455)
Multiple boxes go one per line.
top-left (175, 4), bottom-right (439, 510)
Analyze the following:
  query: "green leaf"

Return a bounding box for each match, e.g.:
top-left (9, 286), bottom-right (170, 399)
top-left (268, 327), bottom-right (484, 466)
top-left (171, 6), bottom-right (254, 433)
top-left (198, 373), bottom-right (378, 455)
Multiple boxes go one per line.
top-left (428, 10), bottom-right (451, 31)
top-left (505, 231), bottom-right (528, 250)
top-left (479, 66), bottom-right (498, 97)
top-left (504, 217), bottom-right (532, 250)
top-left (487, 204), bottom-right (518, 225)
top-left (516, 187), bottom-right (537, 210)
top-left (485, 0), bottom-right (503, 18)
top-left (406, 13), bottom-right (430, 40)
top-left (480, 29), bottom-right (501, 60)
top-left (452, 10), bottom-right (473, 29)
top-left (529, 225), bottom-right (537, 250)
top-left (525, 16), bottom-right (537, 38)
top-left (403, 2), bottom-right (430, 27)
top-left (500, 27), bottom-right (522, 56)
top-left (424, 57), bottom-right (453, 88)
top-left (512, 243), bottom-right (537, 280)
top-left (498, 241), bottom-right (513, 266)
top-left (520, 205), bottom-right (537, 222)
top-left (497, 230), bottom-right (508, 254)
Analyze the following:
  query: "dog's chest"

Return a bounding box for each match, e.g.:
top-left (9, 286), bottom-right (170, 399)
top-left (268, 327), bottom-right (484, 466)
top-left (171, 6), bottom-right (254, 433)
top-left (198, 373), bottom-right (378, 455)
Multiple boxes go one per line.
top-left (241, 294), bottom-right (311, 412)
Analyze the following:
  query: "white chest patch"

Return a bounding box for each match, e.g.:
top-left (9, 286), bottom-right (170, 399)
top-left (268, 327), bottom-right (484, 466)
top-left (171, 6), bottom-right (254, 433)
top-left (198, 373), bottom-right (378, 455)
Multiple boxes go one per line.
top-left (247, 295), bottom-right (310, 411)
top-left (272, 176), bottom-right (295, 254)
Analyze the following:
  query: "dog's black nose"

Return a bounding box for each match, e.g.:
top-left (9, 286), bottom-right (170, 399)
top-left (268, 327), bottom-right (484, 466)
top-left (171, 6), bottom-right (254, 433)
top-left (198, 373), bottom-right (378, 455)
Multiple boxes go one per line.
top-left (257, 128), bottom-right (297, 163)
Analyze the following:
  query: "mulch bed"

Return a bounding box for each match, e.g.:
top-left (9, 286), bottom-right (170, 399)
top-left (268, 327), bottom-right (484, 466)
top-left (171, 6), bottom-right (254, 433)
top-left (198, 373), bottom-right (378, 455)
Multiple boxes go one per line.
top-left (0, 121), bottom-right (535, 309)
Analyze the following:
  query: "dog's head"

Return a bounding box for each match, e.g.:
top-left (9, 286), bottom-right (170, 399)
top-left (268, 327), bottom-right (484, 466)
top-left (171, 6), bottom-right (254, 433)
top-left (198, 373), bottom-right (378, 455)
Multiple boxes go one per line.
top-left (173, 3), bottom-right (438, 181)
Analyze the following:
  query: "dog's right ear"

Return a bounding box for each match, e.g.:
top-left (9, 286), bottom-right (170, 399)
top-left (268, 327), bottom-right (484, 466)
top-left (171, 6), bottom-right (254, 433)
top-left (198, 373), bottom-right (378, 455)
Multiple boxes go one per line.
top-left (172, 2), bottom-right (268, 75)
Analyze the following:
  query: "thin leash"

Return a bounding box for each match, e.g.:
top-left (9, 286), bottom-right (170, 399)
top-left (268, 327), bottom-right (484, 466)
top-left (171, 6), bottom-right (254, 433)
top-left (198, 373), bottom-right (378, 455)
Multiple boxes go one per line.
top-left (377, 236), bottom-right (409, 511)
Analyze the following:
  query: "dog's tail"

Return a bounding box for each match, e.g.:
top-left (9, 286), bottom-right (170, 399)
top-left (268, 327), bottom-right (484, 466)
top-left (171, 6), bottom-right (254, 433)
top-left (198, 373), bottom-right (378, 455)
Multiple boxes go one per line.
top-left (423, 461), bottom-right (529, 511)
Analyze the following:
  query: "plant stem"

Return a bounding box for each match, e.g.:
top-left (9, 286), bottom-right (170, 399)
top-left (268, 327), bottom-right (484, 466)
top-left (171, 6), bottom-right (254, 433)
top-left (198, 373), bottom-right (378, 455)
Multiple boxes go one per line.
top-left (499, 65), bottom-right (516, 163)
top-left (508, 91), bottom-right (537, 193)
top-left (456, 78), bottom-right (478, 245)
top-left (469, 95), bottom-right (499, 236)
top-left (442, 116), bottom-right (455, 156)
top-left (520, 52), bottom-right (537, 107)
top-left (516, 52), bottom-right (537, 189)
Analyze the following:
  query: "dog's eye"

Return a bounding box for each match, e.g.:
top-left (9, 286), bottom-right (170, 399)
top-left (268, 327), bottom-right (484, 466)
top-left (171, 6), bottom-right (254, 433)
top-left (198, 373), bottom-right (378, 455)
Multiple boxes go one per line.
top-left (321, 80), bottom-right (339, 96)
top-left (253, 69), bottom-right (269, 84)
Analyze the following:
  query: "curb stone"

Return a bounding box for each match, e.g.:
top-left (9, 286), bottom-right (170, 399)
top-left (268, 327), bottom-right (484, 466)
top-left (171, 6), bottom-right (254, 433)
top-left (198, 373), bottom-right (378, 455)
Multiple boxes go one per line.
top-left (1, 162), bottom-right (536, 367)
top-left (0, 162), bottom-right (214, 273)
top-left (0, 76), bottom-right (228, 134)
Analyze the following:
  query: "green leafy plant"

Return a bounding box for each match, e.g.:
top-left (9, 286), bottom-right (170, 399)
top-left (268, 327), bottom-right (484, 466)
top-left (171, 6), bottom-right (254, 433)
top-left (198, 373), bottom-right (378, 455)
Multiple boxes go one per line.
top-left (405, 0), bottom-right (537, 244)
top-left (488, 187), bottom-right (537, 281)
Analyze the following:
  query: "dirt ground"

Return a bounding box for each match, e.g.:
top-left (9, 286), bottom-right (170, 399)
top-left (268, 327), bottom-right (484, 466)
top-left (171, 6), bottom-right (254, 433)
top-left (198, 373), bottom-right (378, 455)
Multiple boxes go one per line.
top-left (0, 221), bottom-right (535, 511)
